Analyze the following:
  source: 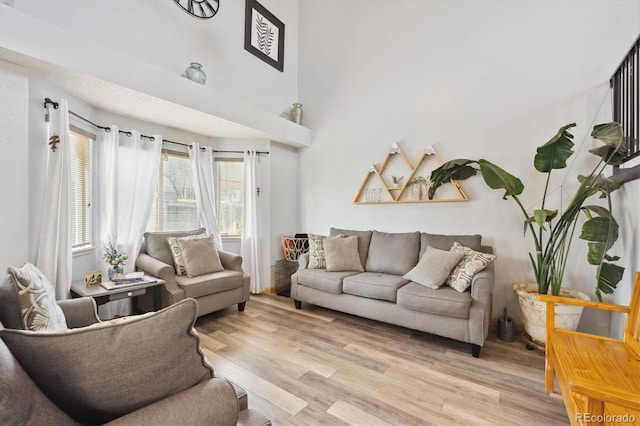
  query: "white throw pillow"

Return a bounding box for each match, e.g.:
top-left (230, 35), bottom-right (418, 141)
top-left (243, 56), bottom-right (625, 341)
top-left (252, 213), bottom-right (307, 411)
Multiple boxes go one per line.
top-left (403, 246), bottom-right (464, 289)
top-left (324, 236), bottom-right (364, 272)
top-left (447, 242), bottom-right (496, 292)
top-left (167, 234), bottom-right (211, 276)
top-left (7, 263), bottom-right (67, 331)
top-left (175, 235), bottom-right (224, 277)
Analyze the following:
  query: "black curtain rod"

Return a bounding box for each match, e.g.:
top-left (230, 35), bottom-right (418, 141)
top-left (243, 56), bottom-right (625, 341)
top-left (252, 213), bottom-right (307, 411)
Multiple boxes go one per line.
top-left (44, 98), bottom-right (269, 155)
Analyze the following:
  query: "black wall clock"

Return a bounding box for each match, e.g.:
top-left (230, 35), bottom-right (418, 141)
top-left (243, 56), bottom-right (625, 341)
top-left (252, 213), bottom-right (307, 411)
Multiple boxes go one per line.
top-left (174, 0), bottom-right (220, 19)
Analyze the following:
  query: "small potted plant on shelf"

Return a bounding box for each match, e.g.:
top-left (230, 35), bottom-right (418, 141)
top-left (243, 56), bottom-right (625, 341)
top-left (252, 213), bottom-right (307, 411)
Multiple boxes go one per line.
top-left (103, 238), bottom-right (128, 281)
top-left (391, 175), bottom-right (404, 188)
top-left (429, 122), bottom-right (627, 344)
top-left (409, 176), bottom-right (428, 200)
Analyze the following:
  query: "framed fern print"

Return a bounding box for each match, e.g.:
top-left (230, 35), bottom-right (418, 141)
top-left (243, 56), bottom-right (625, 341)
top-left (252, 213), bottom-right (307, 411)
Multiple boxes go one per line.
top-left (244, 0), bottom-right (285, 72)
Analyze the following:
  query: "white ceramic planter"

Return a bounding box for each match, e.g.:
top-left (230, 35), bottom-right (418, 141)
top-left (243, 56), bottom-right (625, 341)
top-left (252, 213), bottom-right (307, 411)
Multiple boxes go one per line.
top-left (513, 283), bottom-right (590, 345)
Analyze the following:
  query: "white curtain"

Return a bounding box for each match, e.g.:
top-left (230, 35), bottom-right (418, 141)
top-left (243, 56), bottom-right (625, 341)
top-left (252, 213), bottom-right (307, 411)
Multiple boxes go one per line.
top-left (188, 143), bottom-right (223, 249)
top-left (37, 99), bottom-right (72, 300)
top-left (241, 150), bottom-right (262, 294)
top-left (97, 127), bottom-right (161, 317)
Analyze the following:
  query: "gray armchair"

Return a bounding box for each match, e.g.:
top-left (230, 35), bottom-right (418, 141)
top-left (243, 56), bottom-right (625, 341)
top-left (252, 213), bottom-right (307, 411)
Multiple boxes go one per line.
top-left (136, 228), bottom-right (250, 316)
top-left (0, 273), bottom-right (269, 426)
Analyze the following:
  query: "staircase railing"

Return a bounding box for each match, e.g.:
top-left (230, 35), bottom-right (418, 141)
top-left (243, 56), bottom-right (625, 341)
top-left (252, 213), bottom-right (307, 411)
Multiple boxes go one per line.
top-left (610, 35), bottom-right (640, 184)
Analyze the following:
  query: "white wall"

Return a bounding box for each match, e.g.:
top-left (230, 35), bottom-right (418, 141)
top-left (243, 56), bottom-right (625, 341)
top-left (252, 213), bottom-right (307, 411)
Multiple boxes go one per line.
top-left (0, 61), bottom-right (29, 275)
top-left (297, 0), bottom-right (640, 329)
top-left (12, 0), bottom-right (299, 116)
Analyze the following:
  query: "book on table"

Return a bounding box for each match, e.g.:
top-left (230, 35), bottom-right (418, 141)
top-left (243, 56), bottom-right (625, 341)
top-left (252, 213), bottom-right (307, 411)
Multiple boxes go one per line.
top-left (100, 272), bottom-right (156, 290)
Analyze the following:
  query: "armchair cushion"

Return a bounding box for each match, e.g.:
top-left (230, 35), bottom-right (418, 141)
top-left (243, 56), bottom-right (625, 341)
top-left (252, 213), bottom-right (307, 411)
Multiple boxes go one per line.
top-left (0, 338), bottom-right (76, 426)
top-left (5, 263), bottom-right (67, 331)
top-left (175, 235), bottom-right (224, 277)
top-left (144, 228), bottom-right (205, 267)
top-left (0, 298), bottom-right (213, 424)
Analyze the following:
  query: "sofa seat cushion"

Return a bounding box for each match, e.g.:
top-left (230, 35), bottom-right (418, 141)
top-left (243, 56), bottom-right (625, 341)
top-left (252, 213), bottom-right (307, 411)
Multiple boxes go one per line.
top-left (343, 272), bottom-right (409, 302)
top-left (176, 270), bottom-right (243, 299)
top-left (296, 269), bottom-right (359, 294)
top-left (397, 282), bottom-right (472, 319)
top-left (365, 231), bottom-right (421, 276)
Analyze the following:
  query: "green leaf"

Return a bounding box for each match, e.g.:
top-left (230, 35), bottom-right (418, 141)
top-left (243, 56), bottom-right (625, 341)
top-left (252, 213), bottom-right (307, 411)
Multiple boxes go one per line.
top-left (477, 159), bottom-right (524, 199)
top-left (581, 216), bottom-right (619, 265)
top-left (594, 262), bottom-right (625, 301)
top-left (534, 123), bottom-right (576, 173)
top-left (532, 209), bottom-right (557, 228)
top-left (591, 122), bottom-right (624, 147)
top-left (429, 159), bottom-right (478, 196)
top-left (577, 174), bottom-right (621, 198)
top-left (589, 144), bottom-right (627, 166)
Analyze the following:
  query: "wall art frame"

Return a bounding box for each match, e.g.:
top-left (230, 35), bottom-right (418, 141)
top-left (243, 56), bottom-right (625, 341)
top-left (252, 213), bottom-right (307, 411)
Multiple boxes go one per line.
top-left (244, 0), bottom-right (285, 72)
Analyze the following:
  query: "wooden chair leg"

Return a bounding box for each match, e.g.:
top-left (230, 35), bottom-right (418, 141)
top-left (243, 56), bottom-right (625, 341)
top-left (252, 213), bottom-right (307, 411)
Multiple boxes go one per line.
top-left (238, 302), bottom-right (246, 312)
top-left (471, 344), bottom-right (481, 358)
top-left (545, 359), bottom-right (555, 393)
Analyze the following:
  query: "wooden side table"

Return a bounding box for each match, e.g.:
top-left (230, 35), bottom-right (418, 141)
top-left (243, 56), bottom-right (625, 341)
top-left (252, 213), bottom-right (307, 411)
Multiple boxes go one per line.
top-left (70, 277), bottom-right (165, 312)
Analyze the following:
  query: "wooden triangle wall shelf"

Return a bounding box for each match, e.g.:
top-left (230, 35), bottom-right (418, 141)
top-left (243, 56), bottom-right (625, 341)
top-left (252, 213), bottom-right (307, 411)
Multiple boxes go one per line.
top-left (354, 143), bottom-right (469, 204)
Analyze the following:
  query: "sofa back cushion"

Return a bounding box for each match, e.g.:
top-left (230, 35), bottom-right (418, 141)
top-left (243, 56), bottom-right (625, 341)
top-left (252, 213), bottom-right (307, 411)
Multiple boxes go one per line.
top-left (330, 228), bottom-right (373, 267)
top-left (365, 231), bottom-right (421, 276)
top-left (419, 233), bottom-right (482, 258)
top-left (0, 337), bottom-right (76, 425)
top-left (144, 228), bottom-right (206, 266)
top-left (0, 298), bottom-right (213, 424)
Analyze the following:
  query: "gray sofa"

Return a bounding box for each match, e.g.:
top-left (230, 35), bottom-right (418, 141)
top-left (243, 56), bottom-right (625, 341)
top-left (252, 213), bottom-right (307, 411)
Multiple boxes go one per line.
top-left (291, 228), bottom-right (495, 357)
top-left (0, 289), bottom-right (269, 425)
top-left (136, 228), bottom-right (250, 317)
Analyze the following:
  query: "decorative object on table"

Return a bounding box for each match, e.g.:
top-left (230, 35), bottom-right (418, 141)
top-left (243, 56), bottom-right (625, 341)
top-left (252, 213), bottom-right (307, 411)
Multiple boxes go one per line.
top-left (354, 143), bottom-right (468, 204)
top-left (429, 122), bottom-right (627, 345)
top-left (174, 0), bottom-right (220, 19)
top-left (290, 103), bottom-right (303, 124)
top-left (102, 239), bottom-right (128, 281)
top-left (185, 62), bottom-right (207, 84)
top-left (84, 270), bottom-right (102, 287)
top-left (244, 0), bottom-right (285, 72)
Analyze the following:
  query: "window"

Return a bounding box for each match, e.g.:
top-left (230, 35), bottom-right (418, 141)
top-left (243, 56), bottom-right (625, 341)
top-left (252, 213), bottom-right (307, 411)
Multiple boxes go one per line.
top-left (69, 128), bottom-right (93, 249)
top-left (147, 151), bottom-right (200, 232)
top-left (216, 159), bottom-right (244, 237)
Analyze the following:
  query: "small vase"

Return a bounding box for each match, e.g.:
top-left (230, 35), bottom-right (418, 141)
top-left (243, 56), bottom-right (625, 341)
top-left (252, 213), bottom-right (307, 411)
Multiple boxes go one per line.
top-left (291, 103), bottom-right (303, 124)
top-left (108, 265), bottom-right (124, 281)
top-left (186, 62), bottom-right (206, 85)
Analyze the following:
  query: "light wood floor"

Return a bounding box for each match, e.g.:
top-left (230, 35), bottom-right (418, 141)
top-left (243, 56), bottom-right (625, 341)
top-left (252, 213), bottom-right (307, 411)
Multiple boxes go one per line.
top-left (195, 294), bottom-right (569, 425)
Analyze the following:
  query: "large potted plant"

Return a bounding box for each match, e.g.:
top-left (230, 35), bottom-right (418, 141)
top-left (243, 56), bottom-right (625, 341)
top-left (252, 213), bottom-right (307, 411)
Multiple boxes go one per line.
top-left (429, 122), bottom-right (626, 344)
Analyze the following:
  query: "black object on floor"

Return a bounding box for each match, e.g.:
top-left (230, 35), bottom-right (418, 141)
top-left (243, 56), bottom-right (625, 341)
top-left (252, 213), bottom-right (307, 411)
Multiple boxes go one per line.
top-left (277, 288), bottom-right (291, 297)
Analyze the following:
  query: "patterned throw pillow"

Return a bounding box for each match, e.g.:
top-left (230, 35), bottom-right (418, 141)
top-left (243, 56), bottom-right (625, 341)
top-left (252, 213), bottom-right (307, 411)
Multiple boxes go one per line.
top-left (307, 234), bottom-right (344, 269)
top-left (167, 235), bottom-right (210, 276)
top-left (447, 242), bottom-right (496, 292)
top-left (7, 263), bottom-right (67, 331)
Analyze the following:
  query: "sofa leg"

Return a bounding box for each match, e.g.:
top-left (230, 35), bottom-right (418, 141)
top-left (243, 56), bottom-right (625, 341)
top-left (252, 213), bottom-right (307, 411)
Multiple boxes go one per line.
top-left (471, 344), bottom-right (481, 358)
top-left (238, 302), bottom-right (246, 312)
top-left (294, 300), bottom-right (302, 309)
